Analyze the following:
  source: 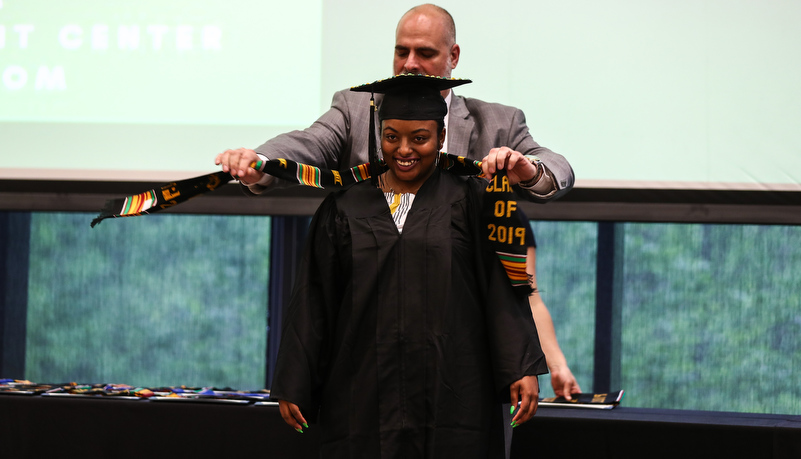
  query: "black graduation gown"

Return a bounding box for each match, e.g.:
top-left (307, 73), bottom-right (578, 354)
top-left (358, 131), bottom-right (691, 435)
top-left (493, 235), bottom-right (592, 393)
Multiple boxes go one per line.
top-left (271, 169), bottom-right (547, 459)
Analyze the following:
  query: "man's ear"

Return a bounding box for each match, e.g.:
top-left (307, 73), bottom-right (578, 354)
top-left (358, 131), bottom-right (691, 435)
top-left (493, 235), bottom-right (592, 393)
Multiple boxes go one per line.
top-left (450, 43), bottom-right (461, 69)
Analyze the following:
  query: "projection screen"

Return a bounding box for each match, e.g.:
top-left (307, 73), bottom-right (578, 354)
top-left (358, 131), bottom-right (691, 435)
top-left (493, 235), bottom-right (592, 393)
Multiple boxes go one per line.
top-left (1, 0), bottom-right (799, 191)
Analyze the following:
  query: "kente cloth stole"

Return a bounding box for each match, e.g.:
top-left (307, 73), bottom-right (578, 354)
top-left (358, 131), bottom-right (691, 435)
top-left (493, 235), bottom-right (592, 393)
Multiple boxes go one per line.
top-left (90, 153), bottom-right (531, 294)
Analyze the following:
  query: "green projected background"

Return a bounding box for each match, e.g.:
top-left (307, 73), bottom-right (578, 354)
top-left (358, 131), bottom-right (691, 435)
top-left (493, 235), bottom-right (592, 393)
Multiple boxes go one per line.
top-left (0, 0), bottom-right (321, 124)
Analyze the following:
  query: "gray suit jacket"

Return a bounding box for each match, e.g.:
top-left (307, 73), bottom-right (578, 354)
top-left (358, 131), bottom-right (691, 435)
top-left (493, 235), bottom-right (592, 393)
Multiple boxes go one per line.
top-left (254, 89), bottom-right (574, 202)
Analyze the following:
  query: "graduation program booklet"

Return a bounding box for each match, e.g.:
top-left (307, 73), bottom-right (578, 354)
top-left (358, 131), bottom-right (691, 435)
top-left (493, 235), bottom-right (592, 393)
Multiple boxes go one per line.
top-left (539, 390), bottom-right (625, 410)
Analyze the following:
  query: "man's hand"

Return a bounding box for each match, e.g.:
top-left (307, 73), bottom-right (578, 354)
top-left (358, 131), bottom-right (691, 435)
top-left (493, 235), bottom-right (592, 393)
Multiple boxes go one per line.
top-left (278, 399), bottom-right (309, 433)
top-left (481, 147), bottom-right (537, 185)
top-left (215, 147), bottom-right (264, 185)
top-left (509, 375), bottom-right (539, 428)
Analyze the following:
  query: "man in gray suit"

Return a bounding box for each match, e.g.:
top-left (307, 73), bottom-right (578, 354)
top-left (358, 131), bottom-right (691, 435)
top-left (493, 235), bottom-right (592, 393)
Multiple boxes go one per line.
top-left (217, 3), bottom-right (574, 202)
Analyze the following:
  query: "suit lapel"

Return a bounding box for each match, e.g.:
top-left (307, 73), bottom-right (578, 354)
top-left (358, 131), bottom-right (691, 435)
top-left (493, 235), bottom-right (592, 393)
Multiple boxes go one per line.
top-left (446, 94), bottom-right (474, 158)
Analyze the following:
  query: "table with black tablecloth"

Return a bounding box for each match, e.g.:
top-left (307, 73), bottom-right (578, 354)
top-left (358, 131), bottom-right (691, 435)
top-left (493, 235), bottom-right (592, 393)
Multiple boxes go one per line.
top-left (516, 405), bottom-right (801, 459)
top-left (2, 394), bottom-right (800, 458)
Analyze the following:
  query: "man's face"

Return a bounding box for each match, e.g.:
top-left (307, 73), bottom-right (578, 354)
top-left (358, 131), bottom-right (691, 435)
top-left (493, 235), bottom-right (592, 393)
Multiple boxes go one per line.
top-left (393, 12), bottom-right (459, 78)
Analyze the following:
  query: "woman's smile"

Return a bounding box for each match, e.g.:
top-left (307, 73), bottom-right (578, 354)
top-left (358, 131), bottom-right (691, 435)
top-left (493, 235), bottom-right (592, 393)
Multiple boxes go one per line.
top-left (394, 157), bottom-right (420, 170)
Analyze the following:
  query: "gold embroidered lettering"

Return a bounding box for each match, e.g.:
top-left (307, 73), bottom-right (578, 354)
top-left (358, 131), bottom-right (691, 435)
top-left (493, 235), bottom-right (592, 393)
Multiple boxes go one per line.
top-left (515, 226), bottom-right (526, 245)
top-left (486, 175), bottom-right (512, 192)
top-left (493, 200), bottom-right (517, 218)
top-left (206, 174), bottom-right (222, 191)
top-left (162, 184), bottom-right (180, 200)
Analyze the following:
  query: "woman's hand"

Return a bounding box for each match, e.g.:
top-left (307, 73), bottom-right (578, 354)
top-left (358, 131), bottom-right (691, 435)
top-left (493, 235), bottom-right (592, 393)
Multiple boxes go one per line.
top-left (509, 375), bottom-right (540, 428)
top-left (278, 400), bottom-right (309, 433)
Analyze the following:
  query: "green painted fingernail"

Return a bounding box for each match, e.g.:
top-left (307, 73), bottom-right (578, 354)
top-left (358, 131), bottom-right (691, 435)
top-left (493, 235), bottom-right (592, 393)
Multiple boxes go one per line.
top-left (303, 423), bottom-right (309, 428)
top-left (296, 428), bottom-right (304, 434)
top-left (511, 421), bottom-right (518, 428)
top-left (510, 406), bottom-right (515, 415)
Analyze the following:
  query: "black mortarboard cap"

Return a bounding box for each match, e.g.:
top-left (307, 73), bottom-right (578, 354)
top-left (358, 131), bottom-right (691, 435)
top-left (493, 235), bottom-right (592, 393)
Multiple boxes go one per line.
top-left (350, 74), bottom-right (472, 185)
top-left (352, 73), bottom-right (471, 121)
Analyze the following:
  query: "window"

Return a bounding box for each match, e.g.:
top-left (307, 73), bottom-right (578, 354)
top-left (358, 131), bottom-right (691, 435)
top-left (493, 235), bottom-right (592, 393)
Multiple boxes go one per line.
top-left (620, 223), bottom-right (801, 414)
top-left (24, 212), bottom-right (271, 390)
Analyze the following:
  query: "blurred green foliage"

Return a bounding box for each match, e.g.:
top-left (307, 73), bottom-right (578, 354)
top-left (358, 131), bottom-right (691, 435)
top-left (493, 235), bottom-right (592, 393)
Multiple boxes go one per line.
top-left (25, 212), bottom-right (271, 390)
top-left (531, 221), bottom-right (801, 415)
top-left (621, 223), bottom-right (801, 415)
top-left (529, 220), bottom-right (597, 400)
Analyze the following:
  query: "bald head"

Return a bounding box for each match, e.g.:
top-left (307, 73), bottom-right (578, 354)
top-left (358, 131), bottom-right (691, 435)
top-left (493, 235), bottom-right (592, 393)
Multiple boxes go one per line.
top-left (393, 4), bottom-right (461, 83)
top-left (399, 4), bottom-right (456, 45)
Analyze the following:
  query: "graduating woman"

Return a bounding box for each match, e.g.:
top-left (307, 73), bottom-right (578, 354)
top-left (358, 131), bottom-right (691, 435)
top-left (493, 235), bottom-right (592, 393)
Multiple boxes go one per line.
top-left (270, 74), bottom-right (547, 459)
